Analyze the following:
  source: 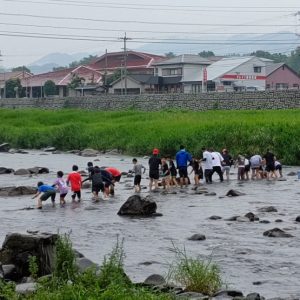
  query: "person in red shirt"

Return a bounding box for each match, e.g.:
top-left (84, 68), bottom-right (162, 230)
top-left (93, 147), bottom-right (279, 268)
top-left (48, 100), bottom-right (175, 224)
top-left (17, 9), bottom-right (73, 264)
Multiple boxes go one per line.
top-left (105, 167), bottom-right (122, 196)
top-left (67, 165), bottom-right (82, 202)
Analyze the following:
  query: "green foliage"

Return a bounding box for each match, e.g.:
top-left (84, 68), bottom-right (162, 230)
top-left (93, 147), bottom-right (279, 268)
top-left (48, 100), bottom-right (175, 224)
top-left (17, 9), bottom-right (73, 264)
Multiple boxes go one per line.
top-left (0, 280), bottom-right (17, 300)
top-left (106, 69), bottom-right (122, 86)
top-left (69, 55), bottom-right (98, 68)
top-left (43, 80), bottom-right (57, 96)
top-left (0, 109), bottom-right (299, 164)
top-left (53, 234), bottom-right (77, 282)
top-left (167, 245), bottom-right (222, 296)
top-left (12, 66), bottom-right (31, 73)
top-left (165, 52), bottom-right (176, 58)
top-left (5, 78), bottom-right (23, 98)
top-left (28, 255), bottom-right (39, 280)
top-left (68, 74), bottom-right (85, 90)
top-left (198, 50), bottom-right (215, 57)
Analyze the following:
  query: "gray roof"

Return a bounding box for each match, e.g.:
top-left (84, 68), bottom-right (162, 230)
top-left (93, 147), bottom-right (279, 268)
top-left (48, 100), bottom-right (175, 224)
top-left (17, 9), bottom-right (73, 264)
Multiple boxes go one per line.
top-left (162, 76), bottom-right (182, 84)
top-left (266, 62), bottom-right (285, 76)
top-left (153, 54), bottom-right (211, 66)
top-left (129, 74), bottom-right (153, 84)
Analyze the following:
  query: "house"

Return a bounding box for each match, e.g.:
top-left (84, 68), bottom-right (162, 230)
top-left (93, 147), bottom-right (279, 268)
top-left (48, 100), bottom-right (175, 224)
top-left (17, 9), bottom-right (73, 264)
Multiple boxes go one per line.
top-left (89, 51), bottom-right (165, 75)
top-left (266, 62), bottom-right (300, 90)
top-left (206, 56), bottom-right (267, 92)
top-left (21, 65), bottom-right (103, 97)
top-left (153, 54), bottom-right (212, 93)
top-left (0, 71), bottom-right (33, 98)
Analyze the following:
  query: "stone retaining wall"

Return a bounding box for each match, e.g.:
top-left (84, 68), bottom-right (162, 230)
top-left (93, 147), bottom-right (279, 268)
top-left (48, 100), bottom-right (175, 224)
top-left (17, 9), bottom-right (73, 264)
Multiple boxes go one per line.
top-left (0, 91), bottom-right (300, 111)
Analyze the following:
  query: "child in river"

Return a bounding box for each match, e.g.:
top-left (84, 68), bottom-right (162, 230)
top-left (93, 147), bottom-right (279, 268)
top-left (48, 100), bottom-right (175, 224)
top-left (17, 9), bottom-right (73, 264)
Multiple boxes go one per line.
top-left (32, 181), bottom-right (56, 209)
top-left (132, 158), bottom-right (146, 193)
top-left (53, 171), bottom-right (68, 207)
top-left (161, 158), bottom-right (170, 191)
top-left (169, 159), bottom-right (178, 187)
top-left (66, 165), bottom-right (82, 202)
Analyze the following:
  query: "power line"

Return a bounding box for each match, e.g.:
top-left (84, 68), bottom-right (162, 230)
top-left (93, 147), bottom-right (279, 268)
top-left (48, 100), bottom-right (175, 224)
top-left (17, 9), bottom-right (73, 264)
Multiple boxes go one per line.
top-left (0, 21), bottom-right (297, 36)
top-left (0, 12), bottom-right (297, 27)
top-left (1, 0), bottom-right (298, 13)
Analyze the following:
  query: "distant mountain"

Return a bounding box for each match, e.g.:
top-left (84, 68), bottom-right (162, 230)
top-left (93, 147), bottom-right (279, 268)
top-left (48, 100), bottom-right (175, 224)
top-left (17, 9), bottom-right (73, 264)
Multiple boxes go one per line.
top-left (28, 52), bottom-right (91, 74)
top-left (137, 32), bottom-right (300, 56)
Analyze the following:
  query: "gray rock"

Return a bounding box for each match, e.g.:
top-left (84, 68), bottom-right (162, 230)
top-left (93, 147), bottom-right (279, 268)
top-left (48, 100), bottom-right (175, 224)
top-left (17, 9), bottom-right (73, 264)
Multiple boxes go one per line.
top-left (188, 234), bottom-right (206, 241)
top-left (176, 292), bottom-right (207, 299)
top-left (67, 149), bottom-right (81, 154)
top-left (15, 283), bottom-right (37, 295)
top-left (14, 168), bottom-right (31, 176)
top-left (0, 186), bottom-right (37, 197)
top-left (43, 147), bottom-right (56, 152)
top-left (295, 216), bottom-right (300, 222)
top-left (0, 143), bottom-right (10, 152)
top-left (209, 215), bottom-right (222, 220)
top-left (80, 148), bottom-right (99, 157)
top-left (52, 150), bottom-right (62, 154)
top-left (27, 167), bottom-right (49, 174)
top-left (263, 228), bottom-right (294, 238)
top-left (204, 192), bottom-right (217, 196)
top-left (258, 206), bottom-right (278, 213)
top-left (2, 264), bottom-right (17, 280)
top-left (0, 167), bottom-right (14, 174)
top-left (259, 220), bottom-right (271, 224)
top-left (245, 212), bottom-right (259, 222)
top-left (275, 219), bottom-right (283, 223)
top-left (144, 274), bottom-right (166, 286)
top-left (236, 216), bottom-right (251, 222)
top-left (226, 190), bottom-right (245, 197)
top-left (76, 257), bottom-right (99, 273)
top-left (246, 292), bottom-right (265, 300)
top-left (213, 289), bottom-right (243, 297)
top-left (287, 171), bottom-right (296, 176)
top-left (225, 215), bottom-right (240, 221)
top-left (118, 195), bottom-right (157, 216)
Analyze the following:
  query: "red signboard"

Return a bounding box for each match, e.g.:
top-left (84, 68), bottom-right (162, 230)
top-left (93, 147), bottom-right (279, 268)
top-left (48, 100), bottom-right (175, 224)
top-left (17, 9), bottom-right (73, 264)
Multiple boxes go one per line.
top-left (222, 74), bottom-right (266, 80)
top-left (203, 67), bottom-right (207, 83)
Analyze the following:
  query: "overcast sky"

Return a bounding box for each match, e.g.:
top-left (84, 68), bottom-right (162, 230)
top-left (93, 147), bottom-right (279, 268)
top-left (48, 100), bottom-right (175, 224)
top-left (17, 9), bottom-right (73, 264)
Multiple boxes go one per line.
top-left (0, 0), bottom-right (299, 67)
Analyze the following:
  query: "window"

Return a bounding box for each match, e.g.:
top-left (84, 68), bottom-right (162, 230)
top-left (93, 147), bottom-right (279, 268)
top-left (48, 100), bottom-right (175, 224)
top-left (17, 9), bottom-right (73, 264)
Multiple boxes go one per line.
top-left (293, 84), bottom-right (299, 89)
top-left (253, 66), bottom-right (262, 73)
top-left (266, 84), bottom-right (270, 89)
top-left (275, 83), bottom-right (288, 90)
top-left (223, 81), bottom-right (232, 86)
top-left (162, 68), bottom-right (182, 76)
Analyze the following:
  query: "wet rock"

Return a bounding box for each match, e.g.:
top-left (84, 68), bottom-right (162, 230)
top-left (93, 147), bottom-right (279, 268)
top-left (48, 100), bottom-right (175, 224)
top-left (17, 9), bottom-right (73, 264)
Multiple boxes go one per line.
top-left (15, 283), bottom-right (37, 295)
top-left (287, 171), bottom-right (296, 176)
top-left (259, 220), bottom-right (271, 224)
top-left (14, 168), bottom-right (31, 176)
top-left (204, 192), bottom-right (216, 196)
top-left (27, 167), bottom-right (49, 174)
top-left (236, 216), bottom-right (251, 222)
top-left (138, 261), bottom-right (159, 266)
top-left (118, 195), bottom-right (157, 216)
top-left (176, 292), bottom-right (207, 299)
top-left (67, 149), bottom-right (81, 154)
top-left (52, 150), bottom-right (62, 154)
top-left (213, 289), bottom-right (243, 297)
top-left (225, 215), bottom-right (240, 221)
top-left (2, 264), bottom-right (17, 281)
top-left (0, 186), bottom-right (36, 197)
top-left (263, 228), bottom-right (293, 238)
top-left (188, 234), bottom-right (206, 241)
top-left (0, 167), bottom-right (14, 174)
top-left (246, 292), bottom-right (265, 300)
top-left (0, 232), bottom-right (58, 280)
top-left (209, 215), bottom-right (222, 220)
top-left (76, 257), bottom-right (99, 273)
top-left (43, 147), bottom-right (56, 152)
top-left (195, 190), bottom-right (208, 195)
top-left (79, 148), bottom-right (99, 157)
top-left (226, 190), bottom-right (245, 197)
top-left (295, 216), bottom-right (300, 222)
top-left (106, 149), bottom-right (121, 155)
top-left (252, 281), bottom-right (263, 285)
top-left (275, 219), bottom-right (283, 223)
top-left (144, 274), bottom-right (166, 286)
top-left (258, 206), bottom-right (278, 213)
top-left (0, 143), bottom-right (10, 152)
top-left (245, 212), bottom-right (259, 222)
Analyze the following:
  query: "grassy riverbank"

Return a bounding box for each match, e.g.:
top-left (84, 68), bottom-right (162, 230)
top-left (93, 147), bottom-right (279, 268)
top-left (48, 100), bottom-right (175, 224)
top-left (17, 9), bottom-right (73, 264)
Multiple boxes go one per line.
top-left (0, 109), bottom-right (299, 164)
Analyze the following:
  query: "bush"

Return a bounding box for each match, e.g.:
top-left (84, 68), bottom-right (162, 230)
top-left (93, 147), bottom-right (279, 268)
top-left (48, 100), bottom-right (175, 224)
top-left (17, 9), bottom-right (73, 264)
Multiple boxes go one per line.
top-left (167, 245), bottom-right (222, 296)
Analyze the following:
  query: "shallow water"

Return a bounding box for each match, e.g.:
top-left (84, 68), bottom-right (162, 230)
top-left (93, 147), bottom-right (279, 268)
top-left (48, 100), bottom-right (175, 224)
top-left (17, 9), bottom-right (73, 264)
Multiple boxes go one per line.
top-left (0, 151), bottom-right (300, 298)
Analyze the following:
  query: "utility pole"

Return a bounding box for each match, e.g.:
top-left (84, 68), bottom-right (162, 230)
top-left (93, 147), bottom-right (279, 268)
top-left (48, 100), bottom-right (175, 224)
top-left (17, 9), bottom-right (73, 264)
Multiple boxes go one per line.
top-left (119, 33), bottom-right (132, 95)
top-left (296, 11), bottom-right (300, 36)
top-left (0, 51), bottom-right (6, 99)
top-left (104, 48), bottom-right (108, 94)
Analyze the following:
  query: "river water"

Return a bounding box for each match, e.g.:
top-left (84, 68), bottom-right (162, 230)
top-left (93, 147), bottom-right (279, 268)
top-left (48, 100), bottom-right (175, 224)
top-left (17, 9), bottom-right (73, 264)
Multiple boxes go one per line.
top-left (0, 151), bottom-right (300, 299)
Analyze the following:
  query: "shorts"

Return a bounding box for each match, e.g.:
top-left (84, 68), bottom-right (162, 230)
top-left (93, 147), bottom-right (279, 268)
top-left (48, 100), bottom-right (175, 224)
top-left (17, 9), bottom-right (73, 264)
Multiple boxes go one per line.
top-left (71, 190), bottom-right (81, 199)
top-left (92, 183), bottom-right (104, 193)
top-left (266, 164), bottom-right (275, 172)
top-left (245, 165), bottom-right (250, 172)
top-left (275, 165), bottom-right (282, 171)
top-left (178, 167), bottom-right (188, 178)
top-left (149, 171), bottom-right (159, 180)
top-left (41, 190), bottom-right (56, 202)
top-left (222, 165), bottom-right (230, 175)
top-left (134, 175), bottom-right (141, 185)
top-left (60, 193), bottom-right (67, 199)
top-left (113, 175), bottom-right (121, 182)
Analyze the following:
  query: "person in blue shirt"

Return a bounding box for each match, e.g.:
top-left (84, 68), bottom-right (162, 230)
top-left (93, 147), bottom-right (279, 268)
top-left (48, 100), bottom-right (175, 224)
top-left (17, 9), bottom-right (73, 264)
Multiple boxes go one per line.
top-left (32, 181), bottom-right (56, 209)
top-left (175, 145), bottom-right (192, 188)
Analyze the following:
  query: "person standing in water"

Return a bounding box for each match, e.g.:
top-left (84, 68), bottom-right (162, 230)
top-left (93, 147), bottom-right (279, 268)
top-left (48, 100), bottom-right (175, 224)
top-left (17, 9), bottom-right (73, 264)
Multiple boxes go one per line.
top-left (148, 148), bottom-right (161, 191)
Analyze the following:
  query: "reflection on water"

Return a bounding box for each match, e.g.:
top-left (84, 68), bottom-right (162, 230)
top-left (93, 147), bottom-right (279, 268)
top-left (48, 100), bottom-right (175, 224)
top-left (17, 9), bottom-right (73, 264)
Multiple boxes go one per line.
top-left (0, 151), bottom-right (300, 298)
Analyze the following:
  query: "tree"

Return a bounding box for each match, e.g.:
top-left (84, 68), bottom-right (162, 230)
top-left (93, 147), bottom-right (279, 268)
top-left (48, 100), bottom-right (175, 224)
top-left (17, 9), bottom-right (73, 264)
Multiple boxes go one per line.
top-left (53, 66), bottom-right (68, 72)
top-left (198, 51), bottom-right (215, 58)
top-left (250, 50), bottom-right (288, 63)
top-left (68, 55), bottom-right (98, 68)
top-left (165, 52), bottom-right (176, 58)
top-left (5, 78), bottom-right (23, 98)
top-left (68, 73), bottom-right (85, 90)
top-left (12, 66), bottom-right (31, 73)
top-left (286, 47), bottom-right (300, 74)
top-left (44, 80), bottom-right (57, 96)
top-left (106, 70), bottom-right (122, 86)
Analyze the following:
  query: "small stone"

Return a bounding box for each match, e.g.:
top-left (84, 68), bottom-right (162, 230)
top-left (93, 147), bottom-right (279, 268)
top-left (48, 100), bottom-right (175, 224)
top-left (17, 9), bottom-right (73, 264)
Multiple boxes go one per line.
top-left (213, 289), bottom-right (243, 297)
top-left (236, 216), bottom-right (250, 222)
top-left (205, 192), bottom-right (216, 196)
top-left (263, 228), bottom-right (293, 238)
top-left (275, 219), bottom-right (283, 223)
top-left (226, 190), bottom-right (245, 197)
top-left (225, 215), bottom-right (240, 221)
top-left (76, 257), bottom-right (99, 273)
top-left (144, 274), bottom-right (166, 286)
top-left (246, 292), bottom-right (264, 300)
top-left (188, 234), bottom-right (206, 241)
top-left (209, 215), bottom-right (222, 220)
top-left (295, 216), bottom-right (300, 222)
top-left (245, 212), bottom-right (259, 221)
top-left (287, 171), bottom-right (296, 176)
top-left (259, 220), bottom-right (271, 224)
top-left (43, 147), bottom-right (56, 152)
top-left (258, 206), bottom-right (278, 213)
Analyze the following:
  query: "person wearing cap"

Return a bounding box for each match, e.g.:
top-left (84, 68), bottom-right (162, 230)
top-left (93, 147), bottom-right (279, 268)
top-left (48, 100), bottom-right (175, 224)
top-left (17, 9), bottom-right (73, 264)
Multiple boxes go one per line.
top-left (175, 145), bottom-right (192, 188)
top-left (148, 148), bottom-right (161, 191)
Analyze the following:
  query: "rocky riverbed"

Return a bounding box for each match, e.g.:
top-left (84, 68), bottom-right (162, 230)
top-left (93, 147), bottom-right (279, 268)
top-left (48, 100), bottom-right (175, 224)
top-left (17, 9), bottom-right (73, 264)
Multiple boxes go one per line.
top-left (0, 150), bottom-right (300, 299)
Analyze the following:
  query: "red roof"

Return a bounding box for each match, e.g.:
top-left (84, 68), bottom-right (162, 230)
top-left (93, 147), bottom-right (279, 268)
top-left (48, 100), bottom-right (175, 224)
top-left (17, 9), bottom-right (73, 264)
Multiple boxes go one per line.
top-left (89, 51), bottom-right (165, 71)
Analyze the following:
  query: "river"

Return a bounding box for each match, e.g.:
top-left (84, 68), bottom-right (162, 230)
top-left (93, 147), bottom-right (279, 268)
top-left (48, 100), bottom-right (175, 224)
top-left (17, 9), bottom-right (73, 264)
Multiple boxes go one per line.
top-left (0, 151), bottom-right (299, 298)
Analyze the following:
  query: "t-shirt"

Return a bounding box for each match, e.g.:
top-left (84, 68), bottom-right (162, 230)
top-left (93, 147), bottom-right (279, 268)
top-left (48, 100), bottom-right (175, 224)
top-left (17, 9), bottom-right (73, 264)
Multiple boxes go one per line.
top-left (222, 153), bottom-right (233, 167)
top-left (162, 163), bottom-right (170, 176)
top-left (105, 167), bottom-right (121, 177)
top-left (264, 152), bottom-right (275, 165)
top-left (148, 155), bottom-right (161, 172)
top-left (100, 169), bottom-right (113, 183)
top-left (67, 172), bottom-right (82, 191)
top-left (250, 155), bottom-right (262, 167)
top-left (202, 151), bottom-right (213, 170)
top-left (91, 173), bottom-right (103, 185)
top-left (38, 185), bottom-right (55, 193)
top-left (211, 152), bottom-right (223, 167)
top-left (53, 178), bottom-right (68, 194)
top-left (176, 149), bottom-right (192, 168)
top-left (133, 164), bottom-right (145, 176)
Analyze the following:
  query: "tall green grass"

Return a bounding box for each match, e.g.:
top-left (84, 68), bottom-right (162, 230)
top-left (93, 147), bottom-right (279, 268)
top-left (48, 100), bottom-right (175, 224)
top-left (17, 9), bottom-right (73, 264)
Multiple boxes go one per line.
top-left (0, 109), bottom-right (299, 164)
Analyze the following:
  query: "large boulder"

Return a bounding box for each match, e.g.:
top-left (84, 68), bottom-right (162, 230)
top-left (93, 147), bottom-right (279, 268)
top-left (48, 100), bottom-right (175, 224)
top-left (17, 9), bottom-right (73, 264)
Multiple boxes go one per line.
top-left (258, 206), bottom-right (277, 213)
top-left (27, 167), bottom-right (49, 174)
top-left (144, 274), bottom-right (166, 286)
top-left (0, 232), bottom-right (58, 280)
top-left (79, 149), bottom-right (99, 157)
top-left (263, 228), bottom-right (293, 238)
top-left (0, 143), bottom-right (10, 152)
top-left (118, 195), bottom-right (157, 216)
top-left (0, 186), bottom-right (37, 197)
top-left (0, 167), bottom-right (14, 174)
top-left (14, 169), bottom-right (31, 176)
